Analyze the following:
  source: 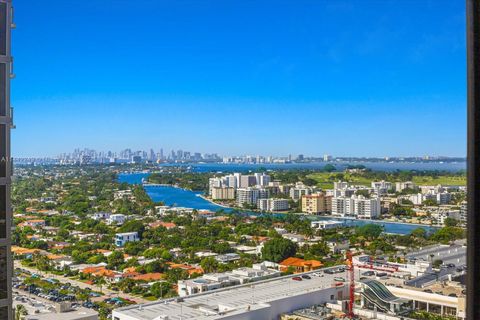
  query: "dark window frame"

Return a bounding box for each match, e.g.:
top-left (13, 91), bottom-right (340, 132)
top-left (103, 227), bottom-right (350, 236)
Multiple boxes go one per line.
top-left (467, 0), bottom-right (479, 319)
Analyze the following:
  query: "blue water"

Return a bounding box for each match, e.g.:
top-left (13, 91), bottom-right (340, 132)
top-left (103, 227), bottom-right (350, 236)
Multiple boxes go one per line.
top-left (157, 161), bottom-right (466, 173)
top-left (118, 173), bottom-right (438, 235)
top-left (146, 186), bottom-right (226, 212)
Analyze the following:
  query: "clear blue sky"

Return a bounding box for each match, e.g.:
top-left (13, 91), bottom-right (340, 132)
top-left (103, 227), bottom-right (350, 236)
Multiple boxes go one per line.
top-left (12, 0), bottom-right (466, 157)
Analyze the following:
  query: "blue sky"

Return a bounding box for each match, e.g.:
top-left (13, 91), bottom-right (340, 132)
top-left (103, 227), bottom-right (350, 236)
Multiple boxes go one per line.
top-left (12, 0), bottom-right (466, 157)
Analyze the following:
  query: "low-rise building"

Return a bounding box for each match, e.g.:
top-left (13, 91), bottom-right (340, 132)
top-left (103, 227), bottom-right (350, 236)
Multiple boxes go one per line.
top-left (279, 257), bottom-right (323, 273)
top-left (114, 268), bottom-right (346, 320)
top-left (311, 220), bottom-right (344, 230)
top-left (107, 214), bottom-right (126, 225)
top-left (115, 232), bottom-right (139, 247)
top-left (92, 212), bottom-right (110, 221)
top-left (215, 253), bottom-right (241, 264)
top-left (178, 263), bottom-right (281, 296)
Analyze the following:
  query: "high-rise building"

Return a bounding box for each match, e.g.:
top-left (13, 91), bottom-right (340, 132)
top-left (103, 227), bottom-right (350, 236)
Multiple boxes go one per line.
top-left (0, 1), bottom-right (13, 318)
top-left (236, 188), bottom-right (268, 207)
top-left (301, 193), bottom-right (332, 214)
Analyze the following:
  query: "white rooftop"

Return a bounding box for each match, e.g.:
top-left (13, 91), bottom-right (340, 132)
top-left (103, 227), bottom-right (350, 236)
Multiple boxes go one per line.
top-left (114, 266), bottom-right (346, 320)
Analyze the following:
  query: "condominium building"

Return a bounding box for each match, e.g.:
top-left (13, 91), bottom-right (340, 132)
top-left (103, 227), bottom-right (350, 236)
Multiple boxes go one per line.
top-left (331, 195), bottom-right (380, 219)
top-left (408, 193), bottom-right (436, 205)
top-left (353, 196), bottom-right (381, 219)
top-left (240, 175), bottom-right (256, 188)
top-left (254, 173), bottom-right (271, 186)
top-left (333, 181), bottom-right (349, 190)
top-left (257, 198), bottom-right (290, 212)
top-left (0, 2), bottom-right (13, 318)
top-left (436, 192), bottom-right (452, 205)
top-left (396, 181), bottom-right (417, 192)
top-left (289, 183), bottom-right (312, 201)
top-left (236, 187), bottom-right (268, 207)
top-left (211, 187), bottom-right (235, 200)
top-left (301, 193), bottom-right (332, 214)
top-left (371, 180), bottom-right (393, 195)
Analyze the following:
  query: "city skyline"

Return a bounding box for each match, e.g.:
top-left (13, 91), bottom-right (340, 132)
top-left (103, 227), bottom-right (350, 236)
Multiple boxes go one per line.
top-left (16, 146), bottom-right (466, 163)
top-left (12, 1), bottom-right (466, 157)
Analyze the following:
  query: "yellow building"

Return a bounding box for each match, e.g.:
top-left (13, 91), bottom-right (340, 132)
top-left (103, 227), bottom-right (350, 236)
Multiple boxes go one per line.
top-left (301, 193), bottom-right (332, 214)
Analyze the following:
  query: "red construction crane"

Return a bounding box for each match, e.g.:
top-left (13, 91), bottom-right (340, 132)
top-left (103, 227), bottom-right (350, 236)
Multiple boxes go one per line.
top-left (345, 250), bottom-right (355, 318)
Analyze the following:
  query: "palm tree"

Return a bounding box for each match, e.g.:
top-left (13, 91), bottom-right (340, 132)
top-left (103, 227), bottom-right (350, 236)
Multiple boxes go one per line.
top-left (95, 277), bottom-right (107, 293)
top-left (15, 304), bottom-right (28, 320)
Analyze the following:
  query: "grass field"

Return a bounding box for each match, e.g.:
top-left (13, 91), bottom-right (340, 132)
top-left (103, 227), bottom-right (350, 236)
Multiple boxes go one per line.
top-left (307, 172), bottom-right (372, 189)
top-left (307, 172), bottom-right (466, 189)
top-left (412, 176), bottom-right (466, 186)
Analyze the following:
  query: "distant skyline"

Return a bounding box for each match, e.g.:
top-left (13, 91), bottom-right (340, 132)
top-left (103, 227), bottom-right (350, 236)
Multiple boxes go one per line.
top-left (12, 1), bottom-right (466, 157)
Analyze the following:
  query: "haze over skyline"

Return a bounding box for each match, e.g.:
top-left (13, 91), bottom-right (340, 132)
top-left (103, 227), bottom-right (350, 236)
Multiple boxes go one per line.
top-left (12, 0), bottom-right (466, 158)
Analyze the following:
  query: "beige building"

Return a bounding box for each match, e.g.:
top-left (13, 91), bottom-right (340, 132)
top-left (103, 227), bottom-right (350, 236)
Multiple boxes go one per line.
top-left (301, 193), bottom-right (332, 214)
top-left (211, 187), bottom-right (235, 200)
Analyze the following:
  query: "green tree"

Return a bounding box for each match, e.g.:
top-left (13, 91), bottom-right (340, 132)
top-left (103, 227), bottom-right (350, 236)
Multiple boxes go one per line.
top-left (422, 199), bottom-right (438, 206)
top-left (444, 217), bottom-right (459, 227)
top-left (150, 281), bottom-right (171, 298)
top-left (119, 220), bottom-right (145, 238)
top-left (94, 277), bottom-right (107, 293)
top-left (144, 260), bottom-right (166, 273)
top-left (107, 251), bottom-right (125, 270)
top-left (355, 224), bottom-right (383, 240)
top-left (261, 238), bottom-right (297, 263)
top-left (410, 228), bottom-right (427, 239)
top-left (200, 257), bottom-right (219, 273)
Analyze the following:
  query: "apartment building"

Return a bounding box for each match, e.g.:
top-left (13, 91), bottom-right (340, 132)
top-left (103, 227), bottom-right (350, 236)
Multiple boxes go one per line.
top-left (436, 192), bottom-right (452, 205)
top-left (257, 198), bottom-right (289, 212)
top-left (353, 196), bottom-right (381, 219)
top-left (301, 192), bottom-right (332, 214)
top-left (211, 187), bottom-right (235, 200)
top-left (289, 183), bottom-right (312, 201)
top-left (254, 173), bottom-right (271, 186)
top-left (331, 195), bottom-right (380, 219)
top-left (371, 180), bottom-right (393, 194)
top-left (236, 187), bottom-right (268, 207)
top-left (396, 181), bottom-right (417, 192)
top-left (240, 175), bottom-right (256, 188)
top-left (333, 181), bottom-right (349, 190)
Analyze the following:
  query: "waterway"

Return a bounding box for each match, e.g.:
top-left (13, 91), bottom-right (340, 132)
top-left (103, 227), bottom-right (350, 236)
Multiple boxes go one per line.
top-left (144, 161), bottom-right (465, 173)
top-left (118, 172), bottom-right (439, 235)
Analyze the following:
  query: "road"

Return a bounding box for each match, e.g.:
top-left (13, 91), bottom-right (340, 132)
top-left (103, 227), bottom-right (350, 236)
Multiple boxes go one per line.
top-left (14, 261), bottom-right (151, 304)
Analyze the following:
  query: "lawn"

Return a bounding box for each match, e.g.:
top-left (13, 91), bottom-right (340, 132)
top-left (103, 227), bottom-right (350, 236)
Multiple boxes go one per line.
top-left (307, 172), bottom-right (466, 189)
top-left (412, 175), bottom-right (466, 186)
top-left (307, 172), bottom-right (372, 189)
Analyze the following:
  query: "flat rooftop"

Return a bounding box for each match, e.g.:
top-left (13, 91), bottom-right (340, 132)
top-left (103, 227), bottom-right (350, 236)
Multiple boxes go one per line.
top-left (406, 244), bottom-right (466, 267)
top-left (114, 266), bottom-right (346, 320)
